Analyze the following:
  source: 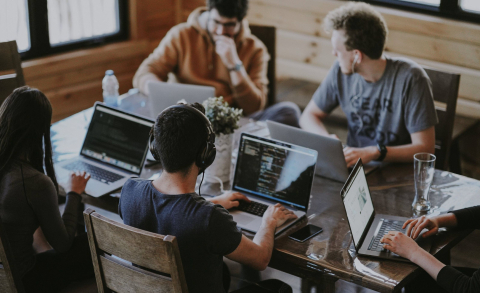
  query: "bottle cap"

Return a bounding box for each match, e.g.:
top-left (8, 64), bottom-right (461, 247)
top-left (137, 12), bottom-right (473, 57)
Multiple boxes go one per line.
top-left (105, 70), bottom-right (114, 76)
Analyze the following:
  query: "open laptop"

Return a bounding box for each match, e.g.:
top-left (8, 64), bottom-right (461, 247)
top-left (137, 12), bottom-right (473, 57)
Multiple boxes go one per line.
top-left (340, 158), bottom-right (431, 261)
top-left (267, 120), bottom-right (379, 182)
top-left (55, 103), bottom-right (154, 197)
top-left (230, 133), bottom-right (318, 235)
top-left (148, 81), bottom-right (215, 118)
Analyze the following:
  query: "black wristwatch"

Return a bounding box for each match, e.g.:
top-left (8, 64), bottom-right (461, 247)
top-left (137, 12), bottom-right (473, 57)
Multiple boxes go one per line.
top-left (376, 144), bottom-right (387, 161)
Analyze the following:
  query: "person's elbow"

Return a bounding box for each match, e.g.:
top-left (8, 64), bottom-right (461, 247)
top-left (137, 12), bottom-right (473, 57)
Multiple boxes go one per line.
top-left (251, 251), bottom-right (270, 271)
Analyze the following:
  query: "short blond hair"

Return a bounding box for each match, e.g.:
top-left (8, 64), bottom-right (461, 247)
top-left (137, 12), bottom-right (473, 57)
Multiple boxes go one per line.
top-left (324, 2), bottom-right (388, 59)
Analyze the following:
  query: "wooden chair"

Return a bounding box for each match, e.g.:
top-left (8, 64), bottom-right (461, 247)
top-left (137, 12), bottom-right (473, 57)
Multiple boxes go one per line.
top-left (0, 217), bottom-right (25, 293)
top-left (250, 25), bottom-right (276, 107)
top-left (83, 208), bottom-right (188, 293)
top-left (423, 67), bottom-right (461, 171)
top-left (0, 41), bottom-right (25, 105)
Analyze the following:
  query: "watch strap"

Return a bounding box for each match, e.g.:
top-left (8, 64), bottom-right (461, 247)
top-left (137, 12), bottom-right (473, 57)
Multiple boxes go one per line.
top-left (228, 61), bottom-right (243, 72)
top-left (377, 144), bottom-right (387, 161)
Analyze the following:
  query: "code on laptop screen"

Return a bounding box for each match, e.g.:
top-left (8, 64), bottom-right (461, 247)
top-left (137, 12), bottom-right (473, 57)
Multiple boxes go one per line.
top-left (233, 134), bottom-right (317, 210)
top-left (81, 106), bottom-right (153, 174)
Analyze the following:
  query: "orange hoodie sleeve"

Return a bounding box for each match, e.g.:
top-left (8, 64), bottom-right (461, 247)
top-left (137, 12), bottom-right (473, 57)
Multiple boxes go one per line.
top-left (133, 27), bottom-right (181, 95)
top-left (231, 46), bottom-right (269, 115)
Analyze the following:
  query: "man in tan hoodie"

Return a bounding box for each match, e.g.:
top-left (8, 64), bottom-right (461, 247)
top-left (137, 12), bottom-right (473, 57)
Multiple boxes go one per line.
top-left (133, 0), bottom-right (300, 127)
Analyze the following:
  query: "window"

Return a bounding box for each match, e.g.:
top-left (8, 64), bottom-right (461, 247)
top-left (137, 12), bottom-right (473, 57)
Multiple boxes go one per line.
top-left (0, 0), bottom-right (128, 60)
top-left (461, 0), bottom-right (480, 13)
top-left (362, 0), bottom-right (480, 23)
top-left (0, 0), bottom-right (30, 52)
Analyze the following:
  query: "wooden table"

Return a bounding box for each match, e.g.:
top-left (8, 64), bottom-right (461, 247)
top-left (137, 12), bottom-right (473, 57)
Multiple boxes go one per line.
top-left (52, 94), bottom-right (480, 293)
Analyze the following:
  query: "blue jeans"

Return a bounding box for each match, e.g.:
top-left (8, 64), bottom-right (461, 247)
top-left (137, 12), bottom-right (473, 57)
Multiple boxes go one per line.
top-left (248, 102), bottom-right (301, 128)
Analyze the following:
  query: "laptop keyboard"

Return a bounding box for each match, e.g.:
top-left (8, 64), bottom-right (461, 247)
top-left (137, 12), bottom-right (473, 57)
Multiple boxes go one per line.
top-left (237, 200), bottom-right (269, 217)
top-left (368, 219), bottom-right (406, 252)
top-left (63, 161), bottom-right (125, 184)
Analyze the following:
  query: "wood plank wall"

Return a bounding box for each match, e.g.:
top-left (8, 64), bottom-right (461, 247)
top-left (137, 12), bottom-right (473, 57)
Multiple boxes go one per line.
top-left (183, 0), bottom-right (480, 119)
top-left (21, 0), bottom-right (178, 122)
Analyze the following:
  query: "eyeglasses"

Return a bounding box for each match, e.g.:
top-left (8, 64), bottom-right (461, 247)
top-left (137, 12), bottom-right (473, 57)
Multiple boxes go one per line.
top-left (208, 18), bottom-right (239, 33)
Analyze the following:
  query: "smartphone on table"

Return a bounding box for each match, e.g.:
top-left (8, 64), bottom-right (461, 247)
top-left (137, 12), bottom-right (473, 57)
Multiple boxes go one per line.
top-left (288, 225), bottom-right (323, 242)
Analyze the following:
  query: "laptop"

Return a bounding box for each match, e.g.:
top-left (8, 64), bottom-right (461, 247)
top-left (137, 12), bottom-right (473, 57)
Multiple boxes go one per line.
top-left (267, 121), bottom-right (380, 182)
top-left (147, 81), bottom-right (215, 118)
top-left (340, 158), bottom-right (431, 261)
top-left (55, 103), bottom-right (154, 197)
top-left (230, 133), bottom-right (318, 235)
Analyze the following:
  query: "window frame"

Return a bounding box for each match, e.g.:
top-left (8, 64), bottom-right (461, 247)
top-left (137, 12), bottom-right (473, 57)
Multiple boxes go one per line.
top-left (359, 0), bottom-right (480, 24)
top-left (20, 0), bottom-right (129, 60)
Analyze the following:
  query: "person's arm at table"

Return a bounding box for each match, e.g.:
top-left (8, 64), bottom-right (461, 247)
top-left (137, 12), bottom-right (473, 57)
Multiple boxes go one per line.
top-left (381, 206), bottom-right (480, 293)
top-left (225, 203), bottom-right (297, 270)
top-left (343, 126), bottom-right (435, 167)
top-left (299, 100), bottom-right (339, 139)
top-left (215, 36), bottom-right (268, 115)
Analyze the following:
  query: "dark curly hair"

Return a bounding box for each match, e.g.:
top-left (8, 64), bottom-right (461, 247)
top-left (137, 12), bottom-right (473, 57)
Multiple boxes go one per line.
top-left (207, 0), bottom-right (249, 21)
top-left (0, 86), bottom-right (58, 191)
top-left (324, 2), bottom-right (388, 60)
top-left (153, 103), bottom-right (208, 176)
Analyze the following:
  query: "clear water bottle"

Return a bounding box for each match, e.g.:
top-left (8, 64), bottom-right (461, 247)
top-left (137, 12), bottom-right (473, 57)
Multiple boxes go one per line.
top-left (102, 70), bottom-right (119, 107)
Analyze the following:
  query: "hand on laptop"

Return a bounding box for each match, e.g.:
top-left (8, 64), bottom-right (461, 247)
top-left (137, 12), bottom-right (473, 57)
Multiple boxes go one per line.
top-left (343, 146), bottom-right (380, 168)
top-left (380, 231), bottom-right (421, 260)
top-left (209, 191), bottom-right (251, 210)
top-left (403, 216), bottom-right (440, 239)
top-left (262, 203), bottom-right (298, 228)
top-left (66, 171), bottom-right (91, 195)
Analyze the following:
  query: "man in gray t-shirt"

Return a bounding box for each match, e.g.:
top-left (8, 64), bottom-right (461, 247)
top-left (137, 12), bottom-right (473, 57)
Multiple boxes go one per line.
top-left (300, 3), bottom-right (437, 167)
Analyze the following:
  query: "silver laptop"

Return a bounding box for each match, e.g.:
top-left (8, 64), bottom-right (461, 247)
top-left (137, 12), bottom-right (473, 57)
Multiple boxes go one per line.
top-left (340, 159), bottom-right (431, 261)
top-left (230, 133), bottom-right (317, 236)
top-left (147, 81), bottom-right (215, 118)
top-left (55, 103), bottom-right (154, 197)
top-left (267, 120), bottom-right (349, 182)
top-left (267, 121), bottom-right (380, 182)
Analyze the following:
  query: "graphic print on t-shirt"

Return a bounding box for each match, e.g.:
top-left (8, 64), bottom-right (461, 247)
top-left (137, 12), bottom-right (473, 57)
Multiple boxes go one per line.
top-left (348, 93), bottom-right (399, 146)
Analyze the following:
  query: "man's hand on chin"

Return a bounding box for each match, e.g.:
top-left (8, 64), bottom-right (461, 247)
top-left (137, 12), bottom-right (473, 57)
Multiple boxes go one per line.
top-left (214, 35), bottom-right (241, 69)
top-left (343, 146), bottom-right (380, 168)
top-left (208, 191), bottom-right (251, 210)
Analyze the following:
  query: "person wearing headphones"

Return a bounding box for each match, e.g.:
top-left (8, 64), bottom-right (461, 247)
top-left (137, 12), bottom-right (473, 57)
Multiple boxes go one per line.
top-left (118, 102), bottom-right (296, 293)
top-left (0, 87), bottom-right (93, 292)
top-left (299, 3), bottom-right (438, 167)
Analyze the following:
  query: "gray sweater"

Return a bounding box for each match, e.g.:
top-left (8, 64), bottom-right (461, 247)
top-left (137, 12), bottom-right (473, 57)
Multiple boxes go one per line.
top-left (0, 161), bottom-right (82, 277)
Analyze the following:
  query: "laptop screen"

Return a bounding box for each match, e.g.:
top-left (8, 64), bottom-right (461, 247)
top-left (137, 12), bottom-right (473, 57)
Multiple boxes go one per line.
top-left (232, 133), bottom-right (317, 211)
top-left (80, 104), bottom-right (153, 174)
top-left (341, 162), bottom-right (375, 248)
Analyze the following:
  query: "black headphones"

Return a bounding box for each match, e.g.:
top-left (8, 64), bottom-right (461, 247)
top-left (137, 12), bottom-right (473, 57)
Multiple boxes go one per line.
top-left (149, 104), bottom-right (216, 174)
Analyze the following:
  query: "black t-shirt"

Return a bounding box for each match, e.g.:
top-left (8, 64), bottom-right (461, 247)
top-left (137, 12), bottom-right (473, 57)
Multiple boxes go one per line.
top-left (119, 178), bottom-right (242, 293)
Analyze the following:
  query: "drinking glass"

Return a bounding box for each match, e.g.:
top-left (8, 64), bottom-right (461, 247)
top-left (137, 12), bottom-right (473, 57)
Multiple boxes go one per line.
top-left (412, 153), bottom-right (436, 212)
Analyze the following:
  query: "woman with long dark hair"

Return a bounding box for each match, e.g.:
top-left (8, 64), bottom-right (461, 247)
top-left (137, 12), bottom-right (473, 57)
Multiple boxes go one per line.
top-left (0, 86), bottom-right (94, 292)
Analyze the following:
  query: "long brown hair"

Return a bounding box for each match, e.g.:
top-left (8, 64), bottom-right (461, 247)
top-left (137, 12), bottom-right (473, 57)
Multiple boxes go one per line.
top-left (0, 86), bottom-right (57, 190)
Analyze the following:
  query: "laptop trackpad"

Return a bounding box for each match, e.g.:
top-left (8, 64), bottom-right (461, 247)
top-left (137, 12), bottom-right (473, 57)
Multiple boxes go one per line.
top-left (233, 213), bottom-right (257, 225)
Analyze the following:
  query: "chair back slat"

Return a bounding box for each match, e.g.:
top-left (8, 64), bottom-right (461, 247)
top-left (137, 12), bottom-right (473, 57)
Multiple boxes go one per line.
top-left (423, 67), bottom-right (460, 171)
top-left (0, 41), bottom-right (25, 105)
top-left (250, 25), bottom-right (276, 107)
top-left (90, 215), bottom-right (171, 273)
top-left (84, 209), bottom-right (188, 293)
top-left (100, 255), bottom-right (175, 293)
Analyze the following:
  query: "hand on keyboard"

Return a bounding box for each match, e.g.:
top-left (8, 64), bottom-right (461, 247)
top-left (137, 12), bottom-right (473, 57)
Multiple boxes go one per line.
top-left (66, 171), bottom-right (91, 194)
top-left (263, 203), bottom-right (298, 228)
top-left (209, 191), bottom-right (251, 210)
top-left (380, 231), bottom-right (421, 261)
